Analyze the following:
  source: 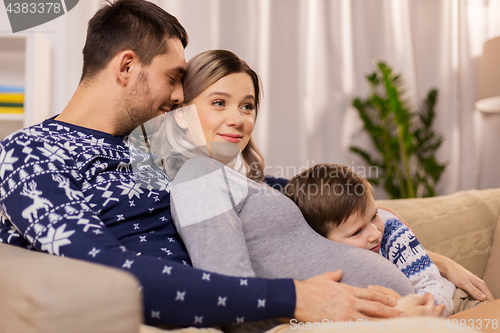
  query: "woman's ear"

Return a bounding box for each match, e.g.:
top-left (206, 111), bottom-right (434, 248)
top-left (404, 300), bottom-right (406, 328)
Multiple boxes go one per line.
top-left (174, 107), bottom-right (188, 129)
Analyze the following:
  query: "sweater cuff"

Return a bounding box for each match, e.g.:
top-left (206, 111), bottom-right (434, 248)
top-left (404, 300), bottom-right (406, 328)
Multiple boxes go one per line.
top-left (265, 278), bottom-right (296, 319)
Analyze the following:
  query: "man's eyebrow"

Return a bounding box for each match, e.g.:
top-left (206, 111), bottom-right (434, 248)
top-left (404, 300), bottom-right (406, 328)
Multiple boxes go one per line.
top-left (171, 66), bottom-right (186, 74)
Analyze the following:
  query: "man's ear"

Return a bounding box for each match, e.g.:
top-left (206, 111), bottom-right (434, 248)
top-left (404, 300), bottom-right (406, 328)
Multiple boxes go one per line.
top-left (174, 107), bottom-right (188, 129)
top-left (116, 50), bottom-right (138, 86)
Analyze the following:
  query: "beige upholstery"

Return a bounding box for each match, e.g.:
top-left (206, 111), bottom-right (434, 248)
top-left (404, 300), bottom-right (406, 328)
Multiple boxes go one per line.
top-left (1, 188), bottom-right (499, 333)
top-left (0, 243), bottom-right (143, 333)
top-left (482, 213), bottom-right (500, 300)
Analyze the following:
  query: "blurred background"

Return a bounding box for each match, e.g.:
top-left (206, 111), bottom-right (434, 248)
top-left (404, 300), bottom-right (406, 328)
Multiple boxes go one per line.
top-left (1, 0), bottom-right (500, 198)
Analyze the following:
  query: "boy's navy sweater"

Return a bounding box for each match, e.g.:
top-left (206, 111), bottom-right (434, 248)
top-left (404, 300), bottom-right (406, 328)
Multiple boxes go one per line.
top-left (0, 118), bottom-right (295, 327)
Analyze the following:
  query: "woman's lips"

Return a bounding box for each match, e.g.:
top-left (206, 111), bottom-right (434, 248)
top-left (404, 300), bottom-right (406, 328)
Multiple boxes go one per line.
top-left (218, 133), bottom-right (242, 143)
top-left (370, 243), bottom-right (381, 252)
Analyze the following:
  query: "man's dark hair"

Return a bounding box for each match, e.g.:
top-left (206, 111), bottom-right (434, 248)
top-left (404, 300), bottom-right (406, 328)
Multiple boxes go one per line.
top-left (81, 0), bottom-right (188, 82)
top-left (284, 164), bottom-right (371, 237)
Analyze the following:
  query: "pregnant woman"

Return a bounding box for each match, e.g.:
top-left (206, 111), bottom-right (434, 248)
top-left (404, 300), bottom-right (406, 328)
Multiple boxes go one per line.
top-left (132, 50), bottom-right (495, 328)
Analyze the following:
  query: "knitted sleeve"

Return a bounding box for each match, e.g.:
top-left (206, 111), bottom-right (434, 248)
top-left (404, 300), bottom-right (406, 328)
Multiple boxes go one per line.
top-left (381, 218), bottom-right (456, 317)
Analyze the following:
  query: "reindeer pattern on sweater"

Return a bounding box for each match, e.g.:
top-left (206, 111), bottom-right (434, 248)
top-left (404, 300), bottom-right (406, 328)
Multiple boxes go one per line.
top-left (379, 211), bottom-right (456, 317)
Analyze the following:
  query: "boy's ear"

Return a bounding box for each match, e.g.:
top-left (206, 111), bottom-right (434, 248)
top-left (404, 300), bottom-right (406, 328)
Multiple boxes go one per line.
top-left (116, 50), bottom-right (138, 86)
top-left (174, 107), bottom-right (188, 129)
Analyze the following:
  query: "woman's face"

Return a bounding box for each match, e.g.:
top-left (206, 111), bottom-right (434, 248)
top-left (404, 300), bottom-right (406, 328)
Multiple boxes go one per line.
top-left (190, 72), bottom-right (256, 158)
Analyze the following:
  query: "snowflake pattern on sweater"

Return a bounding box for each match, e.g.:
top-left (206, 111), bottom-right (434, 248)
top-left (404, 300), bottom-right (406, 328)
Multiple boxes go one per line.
top-left (0, 118), bottom-right (295, 327)
top-left (380, 214), bottom-right (456, 317)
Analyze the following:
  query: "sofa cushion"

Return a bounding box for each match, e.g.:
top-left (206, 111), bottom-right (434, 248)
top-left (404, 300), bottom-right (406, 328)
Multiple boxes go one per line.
top-left (482, 213), bottom-right (500, 299)
top-left (377, 189), bottom-right (500, 288)
top-left (0, 243), bottom-right (143, 333)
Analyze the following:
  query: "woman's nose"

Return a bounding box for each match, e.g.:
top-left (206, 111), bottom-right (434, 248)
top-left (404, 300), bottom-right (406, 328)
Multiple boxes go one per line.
top-left (226, 108), bottom-right (244, 127)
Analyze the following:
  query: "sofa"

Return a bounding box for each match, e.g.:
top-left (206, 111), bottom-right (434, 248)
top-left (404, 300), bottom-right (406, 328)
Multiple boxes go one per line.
top-left (1, 188), bottom-right (499, 333)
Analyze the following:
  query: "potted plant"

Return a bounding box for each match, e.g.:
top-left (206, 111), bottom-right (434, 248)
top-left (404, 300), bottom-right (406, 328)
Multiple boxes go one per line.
top-left (350, 61), bottom-right (446, 199)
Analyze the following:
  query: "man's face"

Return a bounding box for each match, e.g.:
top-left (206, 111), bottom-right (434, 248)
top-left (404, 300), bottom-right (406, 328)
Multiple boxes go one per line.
top-left (121, 38), bottom-right (187, 133)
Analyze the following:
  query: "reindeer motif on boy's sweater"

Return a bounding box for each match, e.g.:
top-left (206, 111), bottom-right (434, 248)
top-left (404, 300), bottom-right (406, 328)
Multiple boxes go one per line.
top-left (392, 243), bottom-right (407, 264)
top-left (408, 234), bottom-right (422, 255)
top-left (52, 174), bottom-right (84, 200)
top-left (20, 181), bottom-right (54, 223)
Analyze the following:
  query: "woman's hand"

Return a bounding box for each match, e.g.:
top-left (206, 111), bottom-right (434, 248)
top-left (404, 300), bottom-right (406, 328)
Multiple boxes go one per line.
top-left (395, 293), bottom-right (444, 317)
top-left (428, 251), bottom-right (494, 302)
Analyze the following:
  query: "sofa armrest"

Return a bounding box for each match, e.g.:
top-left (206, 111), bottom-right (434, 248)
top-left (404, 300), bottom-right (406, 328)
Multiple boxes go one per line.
top-left (377, 188), bottom-right (500, 299)
top-left (0, 243), bottom-right (143, 333)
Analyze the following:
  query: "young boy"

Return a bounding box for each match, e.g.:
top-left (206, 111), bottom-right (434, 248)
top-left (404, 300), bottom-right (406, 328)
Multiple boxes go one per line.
top-left (284, 163), bottom-right (458, 316)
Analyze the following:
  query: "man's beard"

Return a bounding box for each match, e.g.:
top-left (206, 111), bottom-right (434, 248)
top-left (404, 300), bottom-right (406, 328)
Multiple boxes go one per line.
top-left (118, 69), bottom-right (156, 134)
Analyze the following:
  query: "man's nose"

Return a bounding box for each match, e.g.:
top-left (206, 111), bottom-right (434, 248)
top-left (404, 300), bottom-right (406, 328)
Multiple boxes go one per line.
top-left (171, 82), bottom-right (184, 104)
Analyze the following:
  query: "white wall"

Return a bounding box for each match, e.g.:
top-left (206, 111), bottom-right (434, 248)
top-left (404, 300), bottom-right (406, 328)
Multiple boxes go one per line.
top-left (1, 0), bottom-right (499, 197)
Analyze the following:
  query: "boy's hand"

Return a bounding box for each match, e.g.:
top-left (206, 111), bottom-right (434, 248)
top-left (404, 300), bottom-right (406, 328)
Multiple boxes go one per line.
top-left (395, 293), bottom-right (444, 317)
top-left (293, 270), bottom-right (403, 322)
top-left (428, 252), bottom-right (494, 302)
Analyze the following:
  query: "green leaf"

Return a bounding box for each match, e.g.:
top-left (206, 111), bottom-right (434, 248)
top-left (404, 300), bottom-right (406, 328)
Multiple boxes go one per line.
top-left (350, 61), bottom-right (447, 198)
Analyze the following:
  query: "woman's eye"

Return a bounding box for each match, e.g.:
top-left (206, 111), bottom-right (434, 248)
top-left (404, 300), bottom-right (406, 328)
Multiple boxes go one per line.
top-left (169, 76), bottom-right (176, 84)
top-left (212, 100), bottom-right (225, 107)
top-left (241, 104), bottom-right (255, 113)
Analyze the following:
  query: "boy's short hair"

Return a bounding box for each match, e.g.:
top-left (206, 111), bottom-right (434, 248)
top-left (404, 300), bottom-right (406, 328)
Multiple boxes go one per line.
top-left (81, 0), bottom-right (188, 82)
top-left (284, 164), bottom-right (372, 237)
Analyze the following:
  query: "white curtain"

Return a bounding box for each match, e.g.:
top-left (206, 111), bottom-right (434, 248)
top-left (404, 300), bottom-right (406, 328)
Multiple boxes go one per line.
top-left (60, 0), bottom-right (500, 198)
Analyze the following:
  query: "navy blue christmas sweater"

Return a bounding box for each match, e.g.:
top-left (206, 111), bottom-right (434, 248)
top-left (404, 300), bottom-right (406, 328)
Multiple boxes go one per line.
top-left (0, 117), bottom-right (295, 327)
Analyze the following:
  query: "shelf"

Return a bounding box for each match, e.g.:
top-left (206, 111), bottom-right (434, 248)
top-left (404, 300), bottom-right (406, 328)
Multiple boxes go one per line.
top-left (0, 113), bottom-right (24, 121)
top-left (0, 33), bottom-right (51, 140)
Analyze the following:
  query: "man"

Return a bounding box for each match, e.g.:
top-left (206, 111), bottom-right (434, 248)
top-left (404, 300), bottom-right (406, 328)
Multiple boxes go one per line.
top-left (0, 0), bottom-right (435, 328)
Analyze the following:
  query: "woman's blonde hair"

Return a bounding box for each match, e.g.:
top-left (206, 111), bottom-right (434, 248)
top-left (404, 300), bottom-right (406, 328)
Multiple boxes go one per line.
top-left (182, 50), bottom-right (266, 181)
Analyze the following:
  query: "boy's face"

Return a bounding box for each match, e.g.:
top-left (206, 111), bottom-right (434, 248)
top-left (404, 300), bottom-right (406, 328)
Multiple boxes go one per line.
top-left (326, 193), bottom-right (385, 253)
